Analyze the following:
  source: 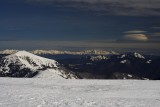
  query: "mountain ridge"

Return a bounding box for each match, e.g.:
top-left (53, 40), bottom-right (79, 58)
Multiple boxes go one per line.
top-left (0, 51), bottom-right (77, 79)
top-left (0, 49), bottom-right (118, 55)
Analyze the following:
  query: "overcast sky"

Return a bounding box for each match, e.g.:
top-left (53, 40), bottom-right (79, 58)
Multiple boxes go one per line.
top-left (0, 0), bottom-right (160, 54)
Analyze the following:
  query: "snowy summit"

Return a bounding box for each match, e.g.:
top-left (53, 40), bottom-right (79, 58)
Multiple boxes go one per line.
top-left (4, 51), bottom-right (59, 70)
top-left (0, 51), bottom-right (77, 79)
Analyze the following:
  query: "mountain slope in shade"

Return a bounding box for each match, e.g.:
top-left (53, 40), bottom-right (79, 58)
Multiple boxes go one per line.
top-left (63, 52), bottom-right (160, 79)
top-left (0, 51), bottom-right (77, 79)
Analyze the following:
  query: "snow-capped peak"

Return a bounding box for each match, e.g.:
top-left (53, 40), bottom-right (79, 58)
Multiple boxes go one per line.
top-left (0, 51), bottom-right (77, 79)
top-left (4, 50), bottom-right (58, 71)
top-left (133, 52), bottom-right (145, 59)
top-left (120, 52), bottom-right (145, 59)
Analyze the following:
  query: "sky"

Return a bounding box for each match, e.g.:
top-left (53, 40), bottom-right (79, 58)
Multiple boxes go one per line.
top-left (0, 0), bottom-right (160, 54)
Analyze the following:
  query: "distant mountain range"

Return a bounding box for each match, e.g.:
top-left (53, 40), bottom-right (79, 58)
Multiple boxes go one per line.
top-left (60, 52), bottom-right (160, 80)
top-left (0, 50), bottom-right (159, 80)
top-left (0, 49), bottom-right (117, 55)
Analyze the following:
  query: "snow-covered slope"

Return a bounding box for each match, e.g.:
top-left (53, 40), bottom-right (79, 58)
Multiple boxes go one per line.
top-left (0, 51), bottom-right (77, 79)
top-left (0, 78), bottom-right (160, 107)
top-left (89, 55), bottom-right (108, 61)
top-left (2, 51), bottom-right (58, 71)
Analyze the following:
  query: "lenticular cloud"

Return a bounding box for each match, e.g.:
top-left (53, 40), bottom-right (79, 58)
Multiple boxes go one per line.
top-left (123, 34), bottom-right (148, 41)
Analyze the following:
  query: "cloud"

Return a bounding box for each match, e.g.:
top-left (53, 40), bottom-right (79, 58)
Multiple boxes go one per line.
top-left (124, 30), bottom-right (147, 34)
top-left (151, 27), bottom-right (160, 29)
top-left (121, 34), bottom-right (148, 42)
top-left (25, 0), bottom-right (160, 16)
top-left (148, 33), bottom-right (160, 42)
top-left (151, 33), bottom-right (160, 36)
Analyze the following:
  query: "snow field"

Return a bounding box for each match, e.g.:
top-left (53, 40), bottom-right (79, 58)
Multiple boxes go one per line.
top-left (0, 78), bottom-right (160, 107)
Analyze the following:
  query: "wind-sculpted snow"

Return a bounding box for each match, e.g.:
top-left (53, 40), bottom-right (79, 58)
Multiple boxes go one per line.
top-left (0, 78), bottom-right (160, 107)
